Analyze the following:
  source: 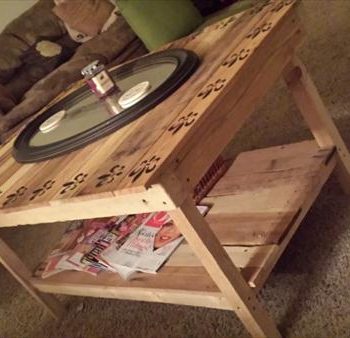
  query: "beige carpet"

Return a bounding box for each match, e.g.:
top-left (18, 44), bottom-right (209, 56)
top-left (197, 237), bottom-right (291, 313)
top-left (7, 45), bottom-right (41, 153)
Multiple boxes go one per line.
top-left (1, 1), bottom-right (350, 337)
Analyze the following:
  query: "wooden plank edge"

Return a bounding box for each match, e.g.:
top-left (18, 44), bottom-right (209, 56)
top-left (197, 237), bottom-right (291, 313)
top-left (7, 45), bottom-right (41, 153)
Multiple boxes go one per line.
top-left (167, 244), bottom-right (277, 270)
top-left (31, 278), bottom-right (231, 310)
top-left (0, 183), bottom-right (186, 228)
top-left (248, 149), bottom-right (337, 290)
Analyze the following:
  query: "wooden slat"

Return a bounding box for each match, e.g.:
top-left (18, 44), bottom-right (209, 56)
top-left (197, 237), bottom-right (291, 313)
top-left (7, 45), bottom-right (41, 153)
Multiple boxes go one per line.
top-left (0, 183), bottom-right (185, 227)
top-left (203, 141), bottom-right (334, 246)
top-left (208, 142), bottom-right (330, 192)
top-left (31, 267), bottom-right (231, 311)
top-left (251, 151), bottom-right (337, 289)
top-left (207, 207), bottom-right (297, 246)
top-left (31, 239), bottom-right (273, 305)
top-left (167, 244), bottom-right (276, 270)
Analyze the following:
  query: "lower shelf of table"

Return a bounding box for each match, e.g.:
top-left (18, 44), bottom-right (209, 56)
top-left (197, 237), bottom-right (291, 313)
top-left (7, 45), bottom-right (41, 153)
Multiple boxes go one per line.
top-left (31, 140), bottom-right (336, 309)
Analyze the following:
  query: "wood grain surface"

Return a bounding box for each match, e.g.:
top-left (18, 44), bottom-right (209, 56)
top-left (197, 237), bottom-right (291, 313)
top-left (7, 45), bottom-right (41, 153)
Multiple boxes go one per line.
top-left (0, 0), bottom-right (301, 226)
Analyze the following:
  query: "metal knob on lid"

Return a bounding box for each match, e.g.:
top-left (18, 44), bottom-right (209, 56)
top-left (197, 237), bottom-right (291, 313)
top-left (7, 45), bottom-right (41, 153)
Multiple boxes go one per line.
top-left (81, 60), bottom-right (104, 79)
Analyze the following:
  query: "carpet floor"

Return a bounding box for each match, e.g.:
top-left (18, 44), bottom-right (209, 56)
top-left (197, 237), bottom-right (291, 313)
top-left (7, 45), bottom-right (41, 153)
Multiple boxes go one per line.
top-left (1, 1), bottom-right (350, 337)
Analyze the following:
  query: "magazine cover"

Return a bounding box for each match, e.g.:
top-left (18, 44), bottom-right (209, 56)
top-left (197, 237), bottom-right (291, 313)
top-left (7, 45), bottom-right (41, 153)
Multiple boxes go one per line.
top-left (101, 206), bottom-right (209, 279)
top-left (81, 213), bottom-right (151, 269)
top-left (67, 216), bottom-right (123, 269)
top-left (40, 217), bottom-right (119, 278)
top-left (38, 221), bottom-right (84, 278)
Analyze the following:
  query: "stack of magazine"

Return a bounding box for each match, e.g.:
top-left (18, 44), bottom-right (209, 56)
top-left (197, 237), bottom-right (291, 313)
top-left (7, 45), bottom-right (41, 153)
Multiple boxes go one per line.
top-left (38, 206), bottom-right (208, 280)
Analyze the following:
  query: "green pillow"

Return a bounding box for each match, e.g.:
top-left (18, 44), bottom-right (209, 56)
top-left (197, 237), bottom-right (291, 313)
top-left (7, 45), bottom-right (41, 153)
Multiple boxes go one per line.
top-left (201, 0), bottom-right (254, 28)
top-left (116, 0), bottom-right (204, 51)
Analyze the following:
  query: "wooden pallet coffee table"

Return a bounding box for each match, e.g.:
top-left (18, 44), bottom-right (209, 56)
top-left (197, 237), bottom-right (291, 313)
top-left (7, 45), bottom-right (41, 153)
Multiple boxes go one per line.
top-left (0, 1), bottom-right (349, 337)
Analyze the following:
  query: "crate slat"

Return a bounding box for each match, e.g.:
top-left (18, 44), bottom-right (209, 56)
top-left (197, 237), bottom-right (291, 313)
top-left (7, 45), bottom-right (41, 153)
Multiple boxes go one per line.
top-left (204, 140), bottom-right (334, 246)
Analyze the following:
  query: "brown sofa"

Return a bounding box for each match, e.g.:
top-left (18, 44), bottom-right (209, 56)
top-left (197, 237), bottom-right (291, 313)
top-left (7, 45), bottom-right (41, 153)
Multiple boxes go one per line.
top-left (0, 0), bottom-right (146, 141)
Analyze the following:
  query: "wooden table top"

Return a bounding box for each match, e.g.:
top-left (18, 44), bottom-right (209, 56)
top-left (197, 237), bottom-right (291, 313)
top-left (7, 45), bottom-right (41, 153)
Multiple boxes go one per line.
top-left (0, 0), bottom-right (301, 226)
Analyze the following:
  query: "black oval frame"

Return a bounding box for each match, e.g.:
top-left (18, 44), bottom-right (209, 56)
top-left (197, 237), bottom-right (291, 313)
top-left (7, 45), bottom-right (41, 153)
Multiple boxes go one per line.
top-left (13, 49), bottom-right (199, 163)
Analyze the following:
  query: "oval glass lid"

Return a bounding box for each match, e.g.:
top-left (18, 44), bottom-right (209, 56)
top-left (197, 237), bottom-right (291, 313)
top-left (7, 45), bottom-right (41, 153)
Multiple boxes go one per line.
top-left (13, 49), bottom-right (199, 163)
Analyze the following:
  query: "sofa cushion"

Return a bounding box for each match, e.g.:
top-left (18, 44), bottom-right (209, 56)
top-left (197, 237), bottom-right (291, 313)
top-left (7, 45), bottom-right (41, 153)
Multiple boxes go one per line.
top-left (116, 0), bottom-right (203, 50)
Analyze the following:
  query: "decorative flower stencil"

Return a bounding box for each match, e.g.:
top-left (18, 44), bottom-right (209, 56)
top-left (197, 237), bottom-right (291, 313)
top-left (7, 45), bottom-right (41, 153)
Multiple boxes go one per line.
top-left (30, 180), bottom-right (55, 201)
top-left (222, 49), bottom-right (250, 68)
top-left (246, 22), bottom-right (272, 39)
top-left (3, 186), bottom-right (27, 206)
top-left (96, 165), bottom-right (125, 188)
top-left (129, 156), bottom-right (161, 183)
top-left (197, 79), bottom-right (227, 100)
top-left (60, 173), bottom-right (88, 194)
top-left (215, 16), bottom-right (236, 30)
top-left (168, 112), bottom-right (198, 135)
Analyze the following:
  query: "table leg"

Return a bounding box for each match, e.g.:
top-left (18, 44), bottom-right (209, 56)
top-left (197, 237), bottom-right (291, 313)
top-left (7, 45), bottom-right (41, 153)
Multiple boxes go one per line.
top-left (283, 56), bottom-right (350, 193)
top-left (0, 237), bottom-right (64, 320)
top-left (168, 196), bottom-right (281, 338)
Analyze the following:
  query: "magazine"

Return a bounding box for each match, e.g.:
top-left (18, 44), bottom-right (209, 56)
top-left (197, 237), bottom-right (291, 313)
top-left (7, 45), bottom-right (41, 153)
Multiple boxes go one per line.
top-left (81, 213), bottom-right (151, 269)
top-left (66, 217), bottom-right (120, 269)
top-left (40, 217), bottom-right (118, 278)
top-left (101, 206), bottom-right (209, 279)
top-left (39, 206), bottom-right (209, 280)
